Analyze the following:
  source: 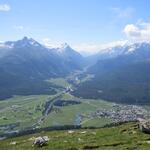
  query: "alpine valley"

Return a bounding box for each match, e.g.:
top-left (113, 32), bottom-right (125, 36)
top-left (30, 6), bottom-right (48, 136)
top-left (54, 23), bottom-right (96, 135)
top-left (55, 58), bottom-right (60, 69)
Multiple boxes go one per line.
top-left (1, 37), bottom-right (150, 148)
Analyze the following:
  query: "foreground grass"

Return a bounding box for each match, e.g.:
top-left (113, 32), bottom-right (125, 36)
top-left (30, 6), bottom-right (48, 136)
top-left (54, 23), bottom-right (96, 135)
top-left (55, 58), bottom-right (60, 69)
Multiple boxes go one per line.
top-left (1, 122), bottom-right (150, 150)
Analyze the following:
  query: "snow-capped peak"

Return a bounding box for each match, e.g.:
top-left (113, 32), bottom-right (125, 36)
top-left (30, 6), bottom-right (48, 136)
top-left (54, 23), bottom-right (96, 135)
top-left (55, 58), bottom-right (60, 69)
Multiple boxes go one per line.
top-left (125, 43), bottom-right (141, 54)
top-left (19, 36), bottom-right (41, 47)
top-left (60, 43), bottom-right (70, 49)
top-left (56, 43), bottom-right (72, 53)
top-left (0, 41), bottom-right (14, 49)
top-left (4, 37), bottom-right (42, 49)
top-left (94, 41), bottom-right (150, 60)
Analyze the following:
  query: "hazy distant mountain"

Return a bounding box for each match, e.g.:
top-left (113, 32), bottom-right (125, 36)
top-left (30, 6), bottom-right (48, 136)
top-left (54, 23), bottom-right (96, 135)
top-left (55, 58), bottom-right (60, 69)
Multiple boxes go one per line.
top-left (0, 37), bottom-right (83, 99)
top-left (86, 42), bottom-right (150, 65)
top-left (73, 42), bottom-right (150, 105)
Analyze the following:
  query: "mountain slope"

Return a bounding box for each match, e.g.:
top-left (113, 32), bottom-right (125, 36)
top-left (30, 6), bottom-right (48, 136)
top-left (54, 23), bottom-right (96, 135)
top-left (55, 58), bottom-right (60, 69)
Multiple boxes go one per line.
top-left (73, 42), bottom-right (150, 104)
top-left (0, 37), bottom-right (83, 99)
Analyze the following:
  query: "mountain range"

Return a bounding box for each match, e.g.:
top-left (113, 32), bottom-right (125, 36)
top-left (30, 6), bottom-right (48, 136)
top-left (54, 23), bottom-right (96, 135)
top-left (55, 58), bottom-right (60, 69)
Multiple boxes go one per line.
top-left (1, 37), bottom-right (150, 104)
top-left (0, 37), bottom-right (83, 99)
top-left (73, 42), bottom-right (150, 104)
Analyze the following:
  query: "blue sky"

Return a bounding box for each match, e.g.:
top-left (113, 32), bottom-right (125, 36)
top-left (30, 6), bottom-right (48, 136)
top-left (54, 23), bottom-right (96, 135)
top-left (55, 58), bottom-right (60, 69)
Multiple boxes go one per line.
top-left (0, 0), bottom-right (150, 54)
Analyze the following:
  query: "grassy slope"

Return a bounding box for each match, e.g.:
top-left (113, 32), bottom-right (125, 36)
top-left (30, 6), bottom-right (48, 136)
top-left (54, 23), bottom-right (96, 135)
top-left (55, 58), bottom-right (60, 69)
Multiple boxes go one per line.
top-left (1, 122), bottom-right (150, 150)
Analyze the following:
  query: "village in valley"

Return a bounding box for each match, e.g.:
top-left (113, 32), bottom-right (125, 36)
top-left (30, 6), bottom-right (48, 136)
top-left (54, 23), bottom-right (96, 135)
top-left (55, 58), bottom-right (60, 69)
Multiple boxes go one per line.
top-left (80, 104), bottom-right (150, 123)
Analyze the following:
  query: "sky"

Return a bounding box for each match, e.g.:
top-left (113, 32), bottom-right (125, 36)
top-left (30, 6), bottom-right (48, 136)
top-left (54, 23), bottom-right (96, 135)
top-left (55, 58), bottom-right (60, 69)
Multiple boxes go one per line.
top-left (0, 0), bottom-right (150, 55)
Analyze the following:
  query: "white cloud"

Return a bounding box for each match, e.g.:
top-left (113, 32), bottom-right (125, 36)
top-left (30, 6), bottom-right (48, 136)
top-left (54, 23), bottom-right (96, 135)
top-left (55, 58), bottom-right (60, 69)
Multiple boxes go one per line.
top-left (123, 22), bottom-right (150, 41)
top-left (124, 24), bottom-right (141, 38)
top-left (111, 7), bottom-right (134, 18)
top-left (0, 4), bottom-right (10, 12)
top-left (13, 25), bottom-right (24, 30)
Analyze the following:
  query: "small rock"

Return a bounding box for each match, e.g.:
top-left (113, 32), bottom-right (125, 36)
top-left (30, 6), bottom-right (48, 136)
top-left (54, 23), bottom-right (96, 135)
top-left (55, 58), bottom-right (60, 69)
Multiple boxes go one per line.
top-left (10, 141), bottom-right (17, 145)
top-left (146, 140), bottom-right (150, 144)
top-left (68, 130), bottom-right (75, 134)
top-left (33, 136), bottom-right (49, 147)
top-left (42, 136), bottom-right (49, 142)
top-left (80, 131), bottom-right (86, 134)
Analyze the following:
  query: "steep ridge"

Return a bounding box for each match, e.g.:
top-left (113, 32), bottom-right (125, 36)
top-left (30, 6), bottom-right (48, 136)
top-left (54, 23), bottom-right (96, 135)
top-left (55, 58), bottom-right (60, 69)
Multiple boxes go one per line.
top-left (0, 37), bottom-right (83, 99)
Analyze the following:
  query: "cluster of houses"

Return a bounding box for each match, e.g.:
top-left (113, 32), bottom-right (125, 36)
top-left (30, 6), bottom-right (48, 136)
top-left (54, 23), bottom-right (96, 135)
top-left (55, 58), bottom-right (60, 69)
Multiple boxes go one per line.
top-left (84, 104), bottom-right (150, 122)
